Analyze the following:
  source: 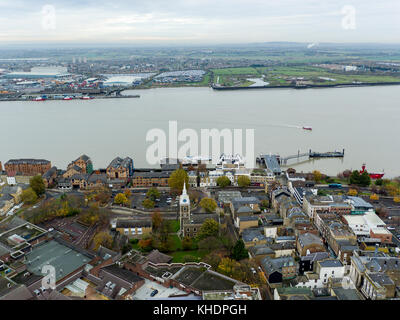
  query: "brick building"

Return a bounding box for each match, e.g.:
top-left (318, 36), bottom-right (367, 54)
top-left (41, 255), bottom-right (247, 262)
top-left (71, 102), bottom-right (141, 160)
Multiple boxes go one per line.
top-left (4, 159), bottom-right (51, 176)
top-left (131, 171), bottom-right (170, 188)
top-left (106, 157), bottom-right (134, 180)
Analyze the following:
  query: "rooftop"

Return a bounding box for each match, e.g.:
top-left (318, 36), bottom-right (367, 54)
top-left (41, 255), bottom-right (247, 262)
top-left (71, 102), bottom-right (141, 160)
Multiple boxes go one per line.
top-left (25, 239), bottom-right (94, 281)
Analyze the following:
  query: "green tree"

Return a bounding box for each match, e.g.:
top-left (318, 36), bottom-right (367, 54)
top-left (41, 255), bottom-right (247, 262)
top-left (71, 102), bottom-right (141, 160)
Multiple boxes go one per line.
top-left (359, 171), bottom-right (371, 187)
top-left (21, 188), bottom-right (38, 205)
top-left (350, 170), bottom-right (361, 185)
top-left (216, 176), bottom-right (231, 188)
top-left (30, 175), bottom-right (45, 196)
top-left (197, 218), bottom-right (219, 240)
top-left (237, 175), bottom-right (251, 188)
top-left (114, 193), bottom-right (129, 205)
top-left (199, 197), bottom-right (217, 213)
top-left (168, 168), bottom-right (189, 194)
top-left (142, 198), bottom-right (155, 209)
top-left (231, 240), bottom-right (249, 261)
top-left (146, 187), bottom-right (160, 201)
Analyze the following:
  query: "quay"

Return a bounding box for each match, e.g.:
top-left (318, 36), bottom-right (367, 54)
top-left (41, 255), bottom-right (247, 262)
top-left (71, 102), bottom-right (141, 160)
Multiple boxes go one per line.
top-left (0, 94), bottom-right (140, 102)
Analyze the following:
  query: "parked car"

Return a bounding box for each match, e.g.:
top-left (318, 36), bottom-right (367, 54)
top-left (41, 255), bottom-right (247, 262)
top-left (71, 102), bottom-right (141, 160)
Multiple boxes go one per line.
top-left (150, 289), bottom-right (159, 297)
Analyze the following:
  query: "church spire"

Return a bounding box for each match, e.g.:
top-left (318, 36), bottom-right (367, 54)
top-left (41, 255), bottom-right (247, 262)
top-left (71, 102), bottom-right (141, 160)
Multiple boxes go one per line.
top-left (182, 181), bottom-right (187, 195)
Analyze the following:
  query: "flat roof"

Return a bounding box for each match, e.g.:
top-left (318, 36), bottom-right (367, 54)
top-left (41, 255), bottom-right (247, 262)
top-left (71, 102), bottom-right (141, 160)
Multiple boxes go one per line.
top-left (26, 240), bottom-right (93, 281)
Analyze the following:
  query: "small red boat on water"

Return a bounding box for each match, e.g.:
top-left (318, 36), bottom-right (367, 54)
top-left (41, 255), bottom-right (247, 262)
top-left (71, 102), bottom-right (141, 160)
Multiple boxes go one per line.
top-left (302, 126), bottom-right (312, 131)
top-left (360, 163), bottom-right (384, 179)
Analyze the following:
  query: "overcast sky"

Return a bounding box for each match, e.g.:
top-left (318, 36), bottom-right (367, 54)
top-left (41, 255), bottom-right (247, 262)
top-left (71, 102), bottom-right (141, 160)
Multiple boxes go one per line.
top-left (0, 0), bottom-right (399, 44)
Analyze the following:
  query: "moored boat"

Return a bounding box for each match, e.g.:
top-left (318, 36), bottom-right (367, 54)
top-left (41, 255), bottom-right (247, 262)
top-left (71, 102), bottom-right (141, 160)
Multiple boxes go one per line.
top-left (360, 164), bottom-right (384, 179)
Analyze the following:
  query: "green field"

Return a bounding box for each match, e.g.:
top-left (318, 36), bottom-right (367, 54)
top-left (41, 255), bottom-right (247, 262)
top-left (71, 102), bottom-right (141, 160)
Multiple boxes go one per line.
top-left (170, 250), bottom-right (207, 263)
top-left (210, 65), bottom-right (400, 87)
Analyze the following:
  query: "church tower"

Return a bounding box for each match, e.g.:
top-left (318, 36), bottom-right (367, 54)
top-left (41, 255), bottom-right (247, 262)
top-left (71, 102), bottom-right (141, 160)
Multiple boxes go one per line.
top-left (179, 182), bottom-right (191, 235)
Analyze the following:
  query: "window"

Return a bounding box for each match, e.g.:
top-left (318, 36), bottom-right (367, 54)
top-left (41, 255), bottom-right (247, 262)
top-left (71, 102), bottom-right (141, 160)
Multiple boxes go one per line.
top-left (124, 228), bottom-right (130, 235)
top-left (137, 228), bottom-right (142, 234)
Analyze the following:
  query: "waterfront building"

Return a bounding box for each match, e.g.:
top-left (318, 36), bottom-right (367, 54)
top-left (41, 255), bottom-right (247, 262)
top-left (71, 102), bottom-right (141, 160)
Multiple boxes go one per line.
top-left (4, 159), bottom-right (51, 176)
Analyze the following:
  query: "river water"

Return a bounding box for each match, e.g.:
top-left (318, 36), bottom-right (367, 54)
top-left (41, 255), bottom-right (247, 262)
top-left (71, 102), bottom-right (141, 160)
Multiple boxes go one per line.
top-left (0, 85), bottom-right (399, 177)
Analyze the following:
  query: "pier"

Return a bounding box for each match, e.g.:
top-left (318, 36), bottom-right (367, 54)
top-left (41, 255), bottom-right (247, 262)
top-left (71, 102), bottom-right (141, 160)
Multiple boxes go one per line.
top-left (279, 149), bottom-right (345, 165)
top-left (257, 149), bottom-right (345, 167)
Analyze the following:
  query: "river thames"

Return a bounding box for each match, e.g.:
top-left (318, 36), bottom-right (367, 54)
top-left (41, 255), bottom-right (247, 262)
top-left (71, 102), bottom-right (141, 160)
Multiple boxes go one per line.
top-left (1, 85), bottom-right (399, 177)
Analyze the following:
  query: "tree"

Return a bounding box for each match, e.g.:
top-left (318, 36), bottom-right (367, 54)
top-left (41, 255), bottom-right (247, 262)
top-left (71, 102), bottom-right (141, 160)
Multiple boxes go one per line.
top-left (312, 170), bottom-right (322, 183)
top-left (370, 194), bottom-right (379, 201)
top-left (93, 232), bottom-right (113, 250)
top-left (30, 175), bottom-right (45, 196)
top-left (94, 187), bottom-right (112, 206)
top-left (182, 236), bottom-right (193, 250)
top-left (138, 237), bottom-right (153, 252)
top-left (142, 198), bottom-right (155, 209)
top-left (168, 168), bottom-right (189, 194)
top-left (198, 236), bottom-right (223, 251)
top-left (359, 171), bottom-right (371, 187)
top-left (146, 187), bottom-right (160, 201)
top-left (203, 252), bottom-right (223, 270)
top-left (217, 257), bottom-right (240, 278)
top-left (216, 176), bottom-right (231, 188)
top-left (151, 210), bottom-right (163, 232)
top-left (197, 219), bottom-right (219, 240)
top-left (348, 188), bottom-right (358, 196)
top-left (21, 188), bottom-right (38, 205)
top-left (237, 175), bottom-right (250, 188)
top-left (199, 197), bottom-right (217, 213)
top-left (349, 170), bottom-right (370, 186)
top-left (124, 189), bottom-right (132, 198)
top-left (394, 196), bottom-right (400, 203)
top-left (231, 240), bottom-right (249, 261)
top-left (114, 193), bottom-right (129, 205)
top-left (342, 170), bottom-right (352, 178)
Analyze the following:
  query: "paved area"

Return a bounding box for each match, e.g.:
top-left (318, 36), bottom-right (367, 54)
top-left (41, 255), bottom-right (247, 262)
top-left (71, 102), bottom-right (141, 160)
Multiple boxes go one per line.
top-left (132, 279), bottom-right (186, 300)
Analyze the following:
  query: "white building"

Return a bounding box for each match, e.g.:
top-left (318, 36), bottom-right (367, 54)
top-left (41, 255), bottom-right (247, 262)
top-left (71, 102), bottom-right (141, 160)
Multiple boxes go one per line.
top-left (343, 211), bottom-right (387, 237)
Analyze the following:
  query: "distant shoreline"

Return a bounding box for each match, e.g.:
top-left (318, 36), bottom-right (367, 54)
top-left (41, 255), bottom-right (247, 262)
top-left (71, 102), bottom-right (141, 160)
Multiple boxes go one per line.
top-left (211, 81), bottom-right (400, 90)
top-left (2, 81), bottom-right (400, 102)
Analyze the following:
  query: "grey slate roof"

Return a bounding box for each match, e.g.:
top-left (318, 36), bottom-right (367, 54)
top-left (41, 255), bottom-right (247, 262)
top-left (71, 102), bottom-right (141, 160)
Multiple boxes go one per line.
top-left (261, 256), bottom-right (296, 275)
top-left (319, 259), bottom-right (343, 268)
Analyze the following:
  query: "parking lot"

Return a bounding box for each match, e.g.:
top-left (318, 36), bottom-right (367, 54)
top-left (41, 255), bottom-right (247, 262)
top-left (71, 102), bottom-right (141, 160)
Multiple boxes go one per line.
top-left (132, 279), bottom-right (186, 300)
top-left (129, 189), bottom-right (178, 211)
